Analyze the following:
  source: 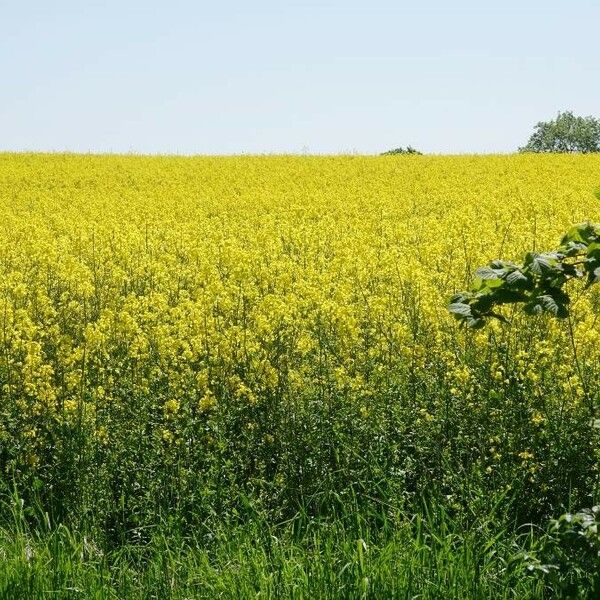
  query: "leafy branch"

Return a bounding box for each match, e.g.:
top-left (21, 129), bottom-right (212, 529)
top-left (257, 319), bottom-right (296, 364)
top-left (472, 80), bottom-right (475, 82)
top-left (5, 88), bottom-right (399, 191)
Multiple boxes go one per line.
top-left (448, 222), bottom-right (600, 329)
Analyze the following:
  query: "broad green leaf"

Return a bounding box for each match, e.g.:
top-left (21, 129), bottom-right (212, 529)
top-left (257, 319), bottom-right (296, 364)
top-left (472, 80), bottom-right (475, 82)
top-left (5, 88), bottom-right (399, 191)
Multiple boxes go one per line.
top-left (448, 302), bottom-right (472, 317)
top-left (466, 317), bottom-right (486, 329)
top-left (525, 253), bottom-right (557, 275)
top-left (475, 266), bottom-right (504, 280)
top-left (560, 222), bottom-right (599, 246)
top-left (586, 264), bottom-right (600, 287)
top-left (587, 241), bottom-right (600, 259)
top-left (506, 270), bottom-right (528, 284)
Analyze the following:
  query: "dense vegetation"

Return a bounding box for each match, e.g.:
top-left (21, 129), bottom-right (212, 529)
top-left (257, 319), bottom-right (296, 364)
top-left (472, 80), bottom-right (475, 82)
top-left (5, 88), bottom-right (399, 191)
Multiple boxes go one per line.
top-left (520, 111), bottom-right (600, 154)
top-left (380, 145), bottom-right (422, 155)
top-left (0, 153), bottom-right (599, 598)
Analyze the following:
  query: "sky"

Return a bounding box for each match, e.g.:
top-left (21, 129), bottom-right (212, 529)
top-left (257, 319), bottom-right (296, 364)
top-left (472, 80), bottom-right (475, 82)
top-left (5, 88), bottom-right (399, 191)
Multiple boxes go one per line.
top-left (1, 0), bottom-right (599, 155)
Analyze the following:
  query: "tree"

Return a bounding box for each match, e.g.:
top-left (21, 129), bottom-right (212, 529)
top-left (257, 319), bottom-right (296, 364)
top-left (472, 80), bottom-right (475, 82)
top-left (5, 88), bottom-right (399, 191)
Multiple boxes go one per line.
top-left (520, 111), bottom-right (600, 153)
top-left (381, 146), bottom-right (422, 156)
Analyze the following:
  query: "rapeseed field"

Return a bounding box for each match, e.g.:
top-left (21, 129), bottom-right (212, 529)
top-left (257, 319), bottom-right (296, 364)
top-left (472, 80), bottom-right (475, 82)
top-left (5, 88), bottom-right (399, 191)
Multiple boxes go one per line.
top-left (0, 153), bottom-right (599, 597)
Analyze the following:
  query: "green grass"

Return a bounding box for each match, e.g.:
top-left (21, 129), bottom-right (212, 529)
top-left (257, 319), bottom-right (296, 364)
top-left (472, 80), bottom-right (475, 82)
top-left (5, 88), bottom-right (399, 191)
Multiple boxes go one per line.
top-left (0, 498), bottom-right (545, 600)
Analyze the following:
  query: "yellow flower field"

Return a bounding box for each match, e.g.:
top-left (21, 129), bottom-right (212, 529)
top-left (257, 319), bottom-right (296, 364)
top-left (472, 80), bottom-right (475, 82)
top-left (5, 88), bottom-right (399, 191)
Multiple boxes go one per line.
top-left (0, 152), bottom-right (599, 524)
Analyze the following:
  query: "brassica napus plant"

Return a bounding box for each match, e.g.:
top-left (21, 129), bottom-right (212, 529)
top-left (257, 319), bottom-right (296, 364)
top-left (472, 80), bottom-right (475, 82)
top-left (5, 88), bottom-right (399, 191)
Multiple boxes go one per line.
top-left (0, 153), bottom-right (599, 538)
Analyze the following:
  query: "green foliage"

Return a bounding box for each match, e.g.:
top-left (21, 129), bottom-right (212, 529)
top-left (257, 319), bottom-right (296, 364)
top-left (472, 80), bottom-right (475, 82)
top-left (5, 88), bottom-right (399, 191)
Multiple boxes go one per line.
top-left (520, 111), bottom-right (600, 153)
top-left (525, 506), bottom-right (600, 597)
top-left (0, 492), bottom-right (544, 599)
top-left (449, 221), bottom-right (600, 328)
top-left (381, 145), bottom-right (423, 155)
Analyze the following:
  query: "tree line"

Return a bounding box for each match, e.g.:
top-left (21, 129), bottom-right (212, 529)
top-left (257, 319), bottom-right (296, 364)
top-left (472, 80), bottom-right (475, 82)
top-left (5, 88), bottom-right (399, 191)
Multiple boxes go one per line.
top-left (383, 111), bottom-right (600, 155)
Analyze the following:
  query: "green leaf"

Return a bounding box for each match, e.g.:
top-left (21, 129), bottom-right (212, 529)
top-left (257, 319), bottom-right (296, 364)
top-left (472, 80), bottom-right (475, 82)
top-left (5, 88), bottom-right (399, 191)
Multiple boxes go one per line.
top-left (587, 241), bottom-right (600, 259)
top-left (475, 266), bottom-right (504, 280)
top-left (522, 300), bottom-right (542, 316)
top-left (525, 253), bottom-right (557, 275)
top-left (466, 317), bottom-right (486, 329)
top-left (560, 222), bottom-right (599, 246)
top-left (586, 264), bottom-right (600, 287)
top-left (449, 292), bottom-right (472, 304)
top-left (560, 240), bottom-right (587, 257)
top-left (473, 277), bottom-right (504, 291)
top-left (525, 289), bottom-right (569, 318)
top-left (448, 302), bottom-right (472, 317)
top-left (505, 270), bottom-right (528, 285)
top-left (490, 259), bottom-right (514, 269)
top-left (493, 288), bottom-right (528, 304)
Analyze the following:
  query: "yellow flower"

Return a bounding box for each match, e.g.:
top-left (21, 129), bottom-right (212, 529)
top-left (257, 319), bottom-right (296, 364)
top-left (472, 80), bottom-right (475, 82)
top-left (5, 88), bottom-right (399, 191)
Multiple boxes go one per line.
top-left (64, 399), bottom-right (78, 413)
top-left (419, 408), bottom-right (434, 422)
top-left (199, 390), bottom-right (217, 413)
top-left (518, 451), bottom-right (534, 461)
top-left (235, 383), bottom-right (257, 405)
top-left (531, 411), bottom-right (545, 426)
top-left (95, 426), bottom-right (109, 444)
top-left (26, 453), bottom-right (40, 468)
top-left (163, 399), bottom-right (180, 416)
top-left (0, 152), bottom-right (598, 504)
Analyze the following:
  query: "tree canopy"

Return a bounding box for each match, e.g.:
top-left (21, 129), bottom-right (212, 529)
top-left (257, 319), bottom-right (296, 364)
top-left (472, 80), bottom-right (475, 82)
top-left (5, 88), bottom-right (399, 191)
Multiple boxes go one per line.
top-left (520, 111), bottom-right (600, 153)
top-left (381, 146), bottom-right (422, 156)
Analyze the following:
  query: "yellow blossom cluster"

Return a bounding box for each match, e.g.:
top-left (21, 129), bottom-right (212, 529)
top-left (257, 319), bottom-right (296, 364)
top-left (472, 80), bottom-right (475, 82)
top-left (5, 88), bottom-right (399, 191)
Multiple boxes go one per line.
top-left (0, 152), bottom-right (598, 485)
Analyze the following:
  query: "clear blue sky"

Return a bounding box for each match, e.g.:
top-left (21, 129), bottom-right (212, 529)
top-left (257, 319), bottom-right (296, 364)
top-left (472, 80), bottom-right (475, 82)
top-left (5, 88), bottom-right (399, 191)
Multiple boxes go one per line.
top-left (1, 0), bottom-right (599, 155)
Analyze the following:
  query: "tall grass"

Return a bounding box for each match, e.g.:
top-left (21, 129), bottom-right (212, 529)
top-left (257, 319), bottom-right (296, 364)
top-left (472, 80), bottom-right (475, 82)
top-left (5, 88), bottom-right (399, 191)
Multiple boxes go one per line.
top-left (0, 489), bottom-right (545, 600)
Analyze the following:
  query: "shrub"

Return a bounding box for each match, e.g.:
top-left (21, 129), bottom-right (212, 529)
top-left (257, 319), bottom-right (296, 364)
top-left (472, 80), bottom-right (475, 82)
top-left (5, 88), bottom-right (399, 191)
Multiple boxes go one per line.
top-left (381, 146), bottom-right (422, 155)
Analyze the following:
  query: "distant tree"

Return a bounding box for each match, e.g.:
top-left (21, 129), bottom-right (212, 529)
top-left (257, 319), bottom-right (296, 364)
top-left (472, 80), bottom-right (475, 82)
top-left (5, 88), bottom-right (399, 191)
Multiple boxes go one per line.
top-left (520, 111), bottom-right (600, 153)
top-left (381, 146), bottom-right (422, 156)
